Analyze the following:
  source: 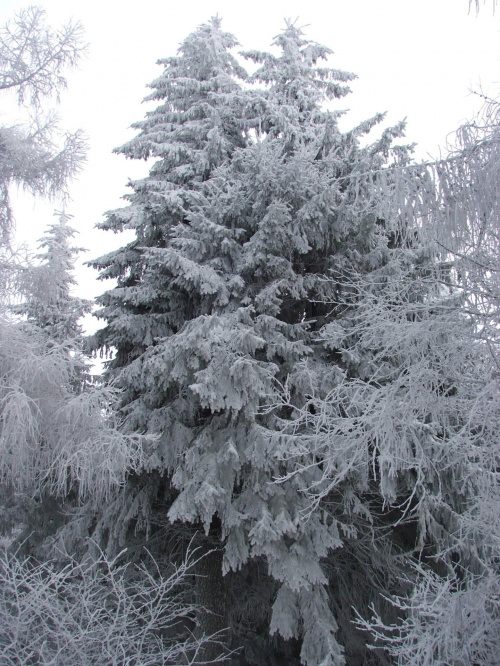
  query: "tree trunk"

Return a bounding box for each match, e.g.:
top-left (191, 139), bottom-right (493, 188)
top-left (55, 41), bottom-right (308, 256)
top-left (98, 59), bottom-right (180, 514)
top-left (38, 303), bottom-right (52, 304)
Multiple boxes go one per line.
top-left (193, 529), bottom-right (228, 665)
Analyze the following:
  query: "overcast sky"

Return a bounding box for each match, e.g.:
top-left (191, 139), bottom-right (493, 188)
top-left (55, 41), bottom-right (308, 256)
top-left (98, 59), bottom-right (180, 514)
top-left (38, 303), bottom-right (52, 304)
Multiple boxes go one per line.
top-left (2, 0), bottom-right (499, 330)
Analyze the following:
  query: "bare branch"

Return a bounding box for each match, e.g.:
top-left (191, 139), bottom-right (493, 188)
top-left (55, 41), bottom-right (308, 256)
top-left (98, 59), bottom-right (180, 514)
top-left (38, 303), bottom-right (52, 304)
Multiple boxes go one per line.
top-left (0, 6), bottom-right (87, 108)
top-left (0, 6), bottom-right (87, 241)
top-left (0, 544), bottom-right (230, 665)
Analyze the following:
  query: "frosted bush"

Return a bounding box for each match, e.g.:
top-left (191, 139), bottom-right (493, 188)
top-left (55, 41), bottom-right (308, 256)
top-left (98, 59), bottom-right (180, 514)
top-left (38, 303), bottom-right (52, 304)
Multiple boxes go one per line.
top-left (0, 544), bottom-right (229, 665)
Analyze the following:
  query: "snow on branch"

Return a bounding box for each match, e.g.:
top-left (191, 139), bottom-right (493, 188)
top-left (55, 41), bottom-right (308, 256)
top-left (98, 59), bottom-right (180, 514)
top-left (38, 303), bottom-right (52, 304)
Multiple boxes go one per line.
top-left (0, 542), bottom-right (231, 665)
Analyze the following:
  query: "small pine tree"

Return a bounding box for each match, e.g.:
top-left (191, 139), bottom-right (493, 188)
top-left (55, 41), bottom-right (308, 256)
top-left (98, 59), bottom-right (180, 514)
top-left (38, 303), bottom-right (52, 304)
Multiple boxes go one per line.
top-left (16, 211), bottom-right (92, 342)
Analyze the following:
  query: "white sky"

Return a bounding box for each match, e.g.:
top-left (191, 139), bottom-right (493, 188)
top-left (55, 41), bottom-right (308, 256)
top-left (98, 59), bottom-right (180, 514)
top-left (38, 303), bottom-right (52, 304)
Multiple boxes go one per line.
top-left (2, 0), bottom-right (500, 332)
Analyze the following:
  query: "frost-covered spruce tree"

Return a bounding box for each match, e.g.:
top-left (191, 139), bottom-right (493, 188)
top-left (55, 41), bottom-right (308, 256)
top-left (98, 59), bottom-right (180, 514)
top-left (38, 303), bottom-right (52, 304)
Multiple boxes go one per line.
top-left (262, 49), bottom-right (500, 666)
top-left (15, 211), bottom-right (91, 342)
top-left (89, 17), bottom-right (248, 661)
top-left (91, 19), bottom-right (419, 665)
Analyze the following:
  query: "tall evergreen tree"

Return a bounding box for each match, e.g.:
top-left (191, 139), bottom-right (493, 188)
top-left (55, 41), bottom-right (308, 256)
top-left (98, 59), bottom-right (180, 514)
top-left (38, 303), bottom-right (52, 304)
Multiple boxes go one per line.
top-left (263, 36), bottom-right (500, 665)
top-left (89, 17), bottom-right (249, 661)
top-left (91, 19), bottom-right (418, 665)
